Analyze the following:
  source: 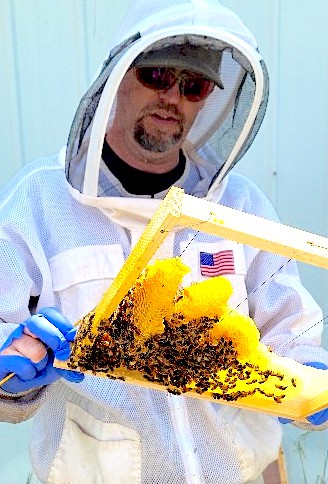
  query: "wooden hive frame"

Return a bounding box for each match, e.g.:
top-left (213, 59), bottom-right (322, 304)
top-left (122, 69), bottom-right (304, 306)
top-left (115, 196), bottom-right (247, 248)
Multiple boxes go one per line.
top-left (56, 186), bottom-right (328, 420)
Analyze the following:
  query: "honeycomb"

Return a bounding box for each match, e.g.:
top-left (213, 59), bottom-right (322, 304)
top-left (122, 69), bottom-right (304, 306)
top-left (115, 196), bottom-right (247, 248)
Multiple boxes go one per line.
top-left (68, 257), bottom-right (300, 403)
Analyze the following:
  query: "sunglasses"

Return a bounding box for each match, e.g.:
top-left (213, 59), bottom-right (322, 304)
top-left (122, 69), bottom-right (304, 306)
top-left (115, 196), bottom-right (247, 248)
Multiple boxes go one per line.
top-left (135, 67), bottom-right (215, 102)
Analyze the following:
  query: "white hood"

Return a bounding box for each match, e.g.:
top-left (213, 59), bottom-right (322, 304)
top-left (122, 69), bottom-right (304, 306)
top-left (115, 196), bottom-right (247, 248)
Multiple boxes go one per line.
top-left (65, 0), bottom-right (269, 202)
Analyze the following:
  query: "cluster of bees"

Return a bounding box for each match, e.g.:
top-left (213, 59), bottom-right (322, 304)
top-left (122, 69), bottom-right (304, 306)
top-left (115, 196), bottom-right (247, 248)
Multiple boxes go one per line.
top-left (68, 257), bottom-right (298, 404)
top-left (69, 304), bottom-right (297, 404)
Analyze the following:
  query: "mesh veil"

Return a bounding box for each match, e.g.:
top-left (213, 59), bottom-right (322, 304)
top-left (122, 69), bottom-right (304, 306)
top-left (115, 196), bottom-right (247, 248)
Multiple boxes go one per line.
top-left (64, 0), bottom-right (269, 199)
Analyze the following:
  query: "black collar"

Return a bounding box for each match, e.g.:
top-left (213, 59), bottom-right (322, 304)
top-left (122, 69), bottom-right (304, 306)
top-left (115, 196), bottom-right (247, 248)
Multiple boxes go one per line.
top-left (102, 141), bottom-right (186, 196)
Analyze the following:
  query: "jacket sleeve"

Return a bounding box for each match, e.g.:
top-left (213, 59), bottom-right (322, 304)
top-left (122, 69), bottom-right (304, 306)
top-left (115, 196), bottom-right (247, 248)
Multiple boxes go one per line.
top-left (0, 238), bottom-right (53, 422)
top-left (0, 385), bottom-right (52, 423)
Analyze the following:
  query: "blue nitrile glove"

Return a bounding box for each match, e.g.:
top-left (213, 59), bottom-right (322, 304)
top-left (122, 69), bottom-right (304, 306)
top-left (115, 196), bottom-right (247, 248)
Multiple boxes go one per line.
top-left (279, 361), bottom-right (328, 425)
top-left (0, 307), bottom-right (84, 393)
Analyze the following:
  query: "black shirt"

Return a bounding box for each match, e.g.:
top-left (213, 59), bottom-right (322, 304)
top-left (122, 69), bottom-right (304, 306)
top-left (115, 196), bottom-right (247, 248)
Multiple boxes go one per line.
top-left (102, 141), bottom-right (186, 197)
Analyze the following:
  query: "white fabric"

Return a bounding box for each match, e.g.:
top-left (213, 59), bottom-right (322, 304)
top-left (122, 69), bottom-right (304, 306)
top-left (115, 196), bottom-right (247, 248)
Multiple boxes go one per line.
top-left (1, 157), bottom-right (327, 483)
top-left (0, 0), bottom-right (327, 483)
top-left (167, 394), bottom-right (205, 483)
top-left (48, 402), bottom-right (141, 484)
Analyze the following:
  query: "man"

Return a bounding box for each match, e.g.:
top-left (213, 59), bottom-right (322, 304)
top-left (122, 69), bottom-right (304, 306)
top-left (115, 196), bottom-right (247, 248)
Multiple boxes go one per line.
top-left (0, 1), bottom-right (327, 483)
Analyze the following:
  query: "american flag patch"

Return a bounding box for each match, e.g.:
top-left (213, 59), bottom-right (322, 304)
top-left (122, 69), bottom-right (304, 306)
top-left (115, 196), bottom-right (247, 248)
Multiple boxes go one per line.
top-left (200, 250), bottom-right (235, 277)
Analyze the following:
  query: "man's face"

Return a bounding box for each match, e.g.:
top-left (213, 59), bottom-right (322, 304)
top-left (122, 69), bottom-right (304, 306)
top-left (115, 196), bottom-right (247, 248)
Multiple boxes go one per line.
top-left (107, 67), bottom-right (207, 169)
top-left (133, 97), bottom-right (185, 153)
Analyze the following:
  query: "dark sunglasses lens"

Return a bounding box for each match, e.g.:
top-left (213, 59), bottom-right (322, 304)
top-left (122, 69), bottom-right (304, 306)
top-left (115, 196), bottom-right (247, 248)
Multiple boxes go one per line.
top-left (182, 77), bottom-right (215, 102)
top-left (136, 67), bottom-right (215, 102)
top-left (136, 67), bottom-right (175, 90)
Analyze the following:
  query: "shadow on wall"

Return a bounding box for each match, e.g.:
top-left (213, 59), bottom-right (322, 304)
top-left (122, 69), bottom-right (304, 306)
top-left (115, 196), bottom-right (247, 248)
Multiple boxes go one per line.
top-left (283, 425), bottom-right (328, 484)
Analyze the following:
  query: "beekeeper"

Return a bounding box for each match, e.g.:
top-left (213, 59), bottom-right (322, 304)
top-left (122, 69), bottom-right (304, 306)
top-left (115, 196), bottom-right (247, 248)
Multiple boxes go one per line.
top-left (1, 1), bottom-right (328, 483)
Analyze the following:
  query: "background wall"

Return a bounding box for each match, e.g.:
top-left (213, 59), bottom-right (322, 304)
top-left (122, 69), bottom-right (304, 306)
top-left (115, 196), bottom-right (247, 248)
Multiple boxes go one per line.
top-left (1, 1), bottom-right (328, 482)
top-left (222, 2), bottom-right (328, 481)
top-left (224, 0), bottom-right (328, 323)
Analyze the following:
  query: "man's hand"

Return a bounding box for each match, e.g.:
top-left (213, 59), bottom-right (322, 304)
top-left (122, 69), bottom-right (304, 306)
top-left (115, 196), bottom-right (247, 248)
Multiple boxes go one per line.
top-left (0, 307), bottom-right (84, 393)
top-left (279, 361), bottom-right (328, 425)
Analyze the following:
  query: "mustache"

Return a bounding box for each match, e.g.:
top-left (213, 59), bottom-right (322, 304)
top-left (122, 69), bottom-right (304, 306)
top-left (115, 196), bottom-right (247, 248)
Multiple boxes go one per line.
top-left (138, 101), bottom-right (184, 122)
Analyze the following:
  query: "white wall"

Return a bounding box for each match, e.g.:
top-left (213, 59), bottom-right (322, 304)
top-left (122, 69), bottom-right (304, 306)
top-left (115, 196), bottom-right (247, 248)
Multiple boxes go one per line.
top-left (0, 0), bottom-right (134, 186)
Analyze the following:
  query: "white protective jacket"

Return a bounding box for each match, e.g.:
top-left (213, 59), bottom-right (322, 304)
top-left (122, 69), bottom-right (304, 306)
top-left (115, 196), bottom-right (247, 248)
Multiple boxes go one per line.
top-left (1, 1), bottom-right (328, 483)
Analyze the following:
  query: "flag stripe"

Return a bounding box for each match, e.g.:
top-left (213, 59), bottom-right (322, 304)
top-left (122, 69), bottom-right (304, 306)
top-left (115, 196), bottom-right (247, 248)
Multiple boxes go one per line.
top-left (200, 250), bottom-right (235, 277)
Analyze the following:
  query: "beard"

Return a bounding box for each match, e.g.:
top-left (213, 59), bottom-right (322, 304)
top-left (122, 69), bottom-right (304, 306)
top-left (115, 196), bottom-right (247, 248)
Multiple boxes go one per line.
top-left (134, 102), bottom-right (184, 153)
top-left (134, 124), bottom-right (184, 152)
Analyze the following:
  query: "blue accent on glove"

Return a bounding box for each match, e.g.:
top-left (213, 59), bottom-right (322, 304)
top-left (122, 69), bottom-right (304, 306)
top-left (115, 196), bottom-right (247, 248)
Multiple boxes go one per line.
top-left (279, 361), bottom-right (328, 425)
top-left (0, 307), bottom-right (84, 393)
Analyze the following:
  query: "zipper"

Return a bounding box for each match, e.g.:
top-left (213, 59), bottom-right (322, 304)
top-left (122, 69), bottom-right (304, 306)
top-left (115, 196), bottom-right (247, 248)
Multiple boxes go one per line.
top-left (168, 393), bottom-right (204, 483)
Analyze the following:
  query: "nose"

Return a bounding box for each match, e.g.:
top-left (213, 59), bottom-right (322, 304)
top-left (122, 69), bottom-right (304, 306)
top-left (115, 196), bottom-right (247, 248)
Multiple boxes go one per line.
top-left (158, 81), bottom-right (181, 104)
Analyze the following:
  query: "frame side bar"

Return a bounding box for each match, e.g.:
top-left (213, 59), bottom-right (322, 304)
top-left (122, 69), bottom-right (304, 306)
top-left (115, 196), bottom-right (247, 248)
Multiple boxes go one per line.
top-left (92, 187), bottom-right (184, 326)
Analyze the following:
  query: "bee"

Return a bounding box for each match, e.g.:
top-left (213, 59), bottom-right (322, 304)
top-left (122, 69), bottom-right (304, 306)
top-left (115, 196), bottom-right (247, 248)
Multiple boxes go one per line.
top-left (219, 384), bottom-right (230, 392)
top-left (291, 378), bottom-right (297, 387)
top-left (246, 379), bottom-right (257, 385)
top-left (256, 388), bottom-right (266, 395)
top-left (258, 378), bottom-right (268, 384)
top-left (273, 395), bottom-right (286, 403)
top-left (275, 384), bottom-right (288, 391)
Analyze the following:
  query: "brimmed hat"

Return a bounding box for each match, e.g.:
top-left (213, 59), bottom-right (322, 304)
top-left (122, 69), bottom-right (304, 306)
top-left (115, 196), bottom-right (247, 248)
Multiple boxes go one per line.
top-left (133, 42), bottom-right (224, 89)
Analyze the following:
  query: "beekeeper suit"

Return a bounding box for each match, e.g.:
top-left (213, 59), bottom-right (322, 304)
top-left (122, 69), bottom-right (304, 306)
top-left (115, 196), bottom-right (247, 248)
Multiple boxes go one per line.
top-left (1, 1), bottom-right (328, 483)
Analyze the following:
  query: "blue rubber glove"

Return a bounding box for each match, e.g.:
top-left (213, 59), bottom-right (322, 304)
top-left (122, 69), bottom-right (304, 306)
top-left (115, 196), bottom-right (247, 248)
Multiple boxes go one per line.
top-left (279, 361), bottom-right (328, 425)
top-left (0, 307), bottom-right (84, 393)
